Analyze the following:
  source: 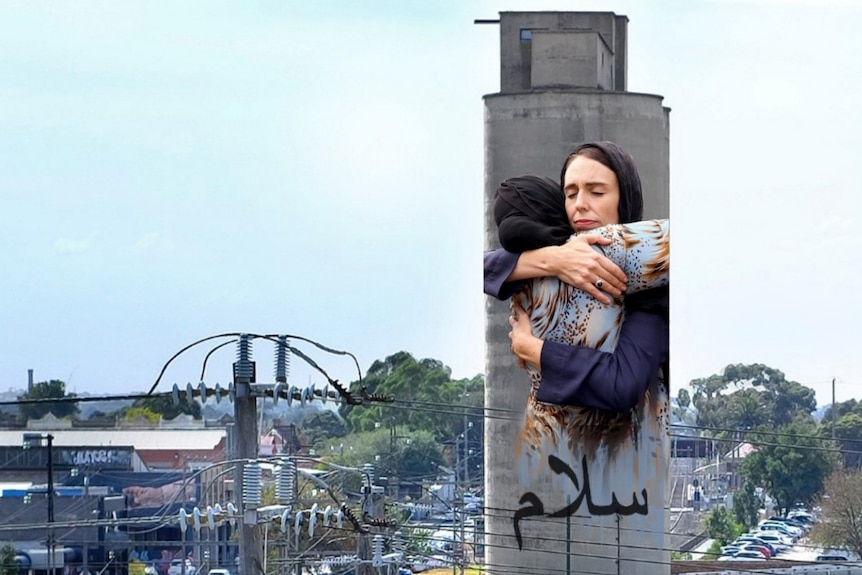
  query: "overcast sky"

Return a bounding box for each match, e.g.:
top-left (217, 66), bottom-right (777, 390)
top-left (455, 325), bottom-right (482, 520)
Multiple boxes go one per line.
top-left (1, 0), bottom-right (860, 408)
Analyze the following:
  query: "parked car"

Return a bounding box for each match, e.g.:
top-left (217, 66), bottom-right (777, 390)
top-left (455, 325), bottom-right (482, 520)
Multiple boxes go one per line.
top-left (168, 560), bottom-right (195, 575)
top-left (788, 510), bottom-right (816, 524)
top-left (768, 516), bottom-right (809, 531)
top-left (734, 536), bottom-right (777, 556)
top-left (720, 545), bottom-right (741, 556)
top-left (738, 544), bottom-right (770, 558)
top-left (207, 570), bottom-right (231, 575)
top-left (718, 551), bottom-right (766, 562)
top-left (751, 532), bottom-right (791, 552)
top-left (758, 522), bottom-right (799, 540)
top-left (816, 552), bottom-right (849, 561)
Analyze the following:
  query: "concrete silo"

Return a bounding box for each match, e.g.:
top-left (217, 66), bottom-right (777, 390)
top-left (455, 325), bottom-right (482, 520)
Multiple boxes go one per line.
top-left (483, 12), bottom-right (670, 575)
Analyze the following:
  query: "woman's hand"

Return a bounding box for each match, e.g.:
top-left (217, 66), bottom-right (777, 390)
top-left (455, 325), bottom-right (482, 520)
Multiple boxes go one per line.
top-left (548, 236), bottom-right (627, 303)
top-left (509, 300), bottom-right (543, 370)
top-left (507, 236), bottom-right (627, 304)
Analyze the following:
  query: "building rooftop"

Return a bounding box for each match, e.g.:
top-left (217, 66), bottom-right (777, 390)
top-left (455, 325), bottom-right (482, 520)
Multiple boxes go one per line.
top-left (0, 428), bottom-right (227, 450)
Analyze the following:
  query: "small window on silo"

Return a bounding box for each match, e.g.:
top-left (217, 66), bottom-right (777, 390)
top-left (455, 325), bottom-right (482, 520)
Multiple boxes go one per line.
top-left (520, 29), bottom-right (532, 41)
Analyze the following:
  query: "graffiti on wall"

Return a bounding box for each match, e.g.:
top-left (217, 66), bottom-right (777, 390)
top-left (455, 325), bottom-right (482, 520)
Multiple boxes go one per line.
top-left (59, 448), bottom-right (132, 468)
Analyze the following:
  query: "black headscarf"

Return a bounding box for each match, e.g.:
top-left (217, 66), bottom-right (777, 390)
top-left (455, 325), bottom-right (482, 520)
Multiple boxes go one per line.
top-left (494, 175), bottom-right (571, 253)
top-left (561, 141), bottom-right (644, 225)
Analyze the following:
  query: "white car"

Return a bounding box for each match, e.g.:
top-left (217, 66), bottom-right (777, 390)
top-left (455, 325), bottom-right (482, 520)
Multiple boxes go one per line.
top-left (761, 521), bottom-right (802, 538)
top-left (718, 551), bottom-right (766, 562)
top-left (758, 523), bottom-right (799, 541)
top-left (168, 561), bottom-right (195, 575)
top-left (750, 532), bottom-right (790, 552)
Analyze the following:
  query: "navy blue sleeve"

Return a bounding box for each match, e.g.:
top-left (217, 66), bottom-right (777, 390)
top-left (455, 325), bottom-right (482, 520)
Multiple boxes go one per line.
top-left (535, 310), bottom-right (669, 411)
top-left (484, 248), bottom-right (524, 300)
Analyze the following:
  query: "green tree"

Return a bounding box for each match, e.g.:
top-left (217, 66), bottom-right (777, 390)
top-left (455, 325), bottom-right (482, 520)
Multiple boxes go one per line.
top-left (705, 506), bottom-right (740, 545)
top-left (0, 544), bottom-right (17, 575)
top-left (822, 409), bottom-right (862, 470)
top-left (129, 394), bottom-right (201, 420)
top-left (732, 481), bottom-right (761, 530)
top-left (690, 373), bottom-right (729, 432)
top-left (17, 379), bottom-right (79, 421)
top-left (690, 364), bottom-right (816, 434)
top-left (741, 422), bottom-right (836, 514)
top-left (326, 428), bottom-right (444, 486)
top-left (301, 409), bottom-right (348, 449)
top-left (122, 406), bottom-right (161, 423)
top-left (339, 352), bottom-right (483, 442)
top-left (724, 388), bottom-right (769, 431)
top-left (676, 389), bottom-right (691, 410)
top-left (810, 470), bottom-right (862, 559)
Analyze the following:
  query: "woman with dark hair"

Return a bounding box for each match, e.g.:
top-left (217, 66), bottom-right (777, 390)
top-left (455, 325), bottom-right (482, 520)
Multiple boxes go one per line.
top-left (484, 141), bottom-right (669, 411)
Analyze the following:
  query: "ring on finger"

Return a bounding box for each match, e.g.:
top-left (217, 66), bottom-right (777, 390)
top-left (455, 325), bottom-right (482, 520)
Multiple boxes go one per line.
top-left (595, 279), bottom-right (604, 289)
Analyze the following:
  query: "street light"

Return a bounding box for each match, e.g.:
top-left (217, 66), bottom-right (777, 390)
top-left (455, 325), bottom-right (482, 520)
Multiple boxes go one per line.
top-left (23, 433), bottom-right (55, 575)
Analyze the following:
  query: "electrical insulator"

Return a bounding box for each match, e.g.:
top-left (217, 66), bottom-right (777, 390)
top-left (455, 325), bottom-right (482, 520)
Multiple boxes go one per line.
top-left (392, 531), bottom-right (405, 553)
top-left (372, 535), bottom-right (384, 567)
top-left (242, 461), bottom-right (262, 509)
top-left (308, 503), bottom-right (318, 537)
top-left (276, 459), bottom-right (296, 504)
top-left (301, 384), bottom-right (314, 407)
top-left (193, 507), bottom-right (202, 532)
top-left (363, 464), bottom-right (375, 489)
top-left (235, 334), bottom-right (254, 380)
top-left (178, 509), bottom-right (189, 534)
top-left (281, 508), bottom-right (291, 535)
top-left (274, 336), bottom-right (290, 383)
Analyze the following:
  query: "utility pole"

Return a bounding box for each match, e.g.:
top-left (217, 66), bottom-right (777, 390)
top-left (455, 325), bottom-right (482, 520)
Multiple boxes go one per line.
top-left (357, 464), bottom-right (383, 575)
top-left (234, 335), bottom-right (263, 575)
top-left (24, 433), bottom-right (54, 575)
top-left (832, 377), bottom-right (837, 440)
top-left (46, 434), bottom-right (55, 575)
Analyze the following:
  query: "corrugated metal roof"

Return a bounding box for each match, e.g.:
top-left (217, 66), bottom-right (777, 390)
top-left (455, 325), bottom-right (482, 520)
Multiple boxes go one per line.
top-left (0, 429), bottom-right (226, 450)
